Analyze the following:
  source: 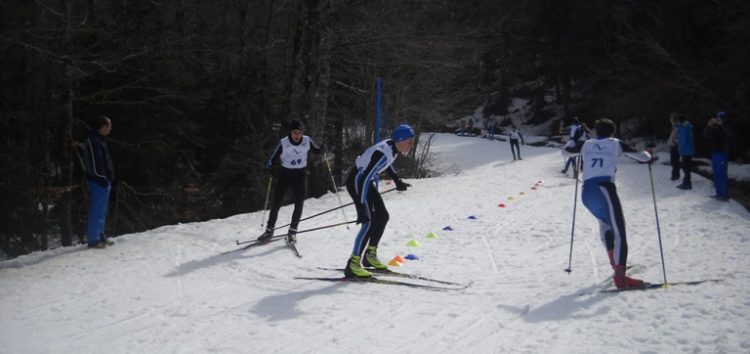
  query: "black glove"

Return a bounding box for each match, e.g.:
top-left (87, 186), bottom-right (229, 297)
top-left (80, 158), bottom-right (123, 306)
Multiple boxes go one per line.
top-left (264, 164), bottom-right (273, 175)
top-left (395, 179), bottom-right (410, 191)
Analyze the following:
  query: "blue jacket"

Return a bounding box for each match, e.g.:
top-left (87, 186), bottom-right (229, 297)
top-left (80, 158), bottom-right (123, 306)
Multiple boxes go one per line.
top-left (677, 121), bottom-right (695, 157)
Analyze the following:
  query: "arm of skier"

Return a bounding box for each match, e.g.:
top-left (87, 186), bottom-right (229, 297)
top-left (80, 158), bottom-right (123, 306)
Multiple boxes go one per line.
top-left (386, 165), bottom-right (409, 191)
top-left (619, 141), bottom-right (652, 163)
top-left (354, 150), bottom-right (388, 223)
top-left (265, 141), bottom-right (282, 171)
top-left (561, 140), bottom-right (582, 158)
top-left (309, 137), bottom-right (322, 154)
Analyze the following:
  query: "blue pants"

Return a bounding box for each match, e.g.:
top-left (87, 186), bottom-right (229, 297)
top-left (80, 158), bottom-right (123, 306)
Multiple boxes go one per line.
top-left (711, 152), bottom-right (729, 198)
top-left (87, 181), bottom-right (111, 246)
top-left (581, 179), bottom-right (628, 266)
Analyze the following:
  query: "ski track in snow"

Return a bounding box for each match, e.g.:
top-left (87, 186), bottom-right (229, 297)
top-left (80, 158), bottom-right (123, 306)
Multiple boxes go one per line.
top-left (2, 133), bottom-right (749, 354)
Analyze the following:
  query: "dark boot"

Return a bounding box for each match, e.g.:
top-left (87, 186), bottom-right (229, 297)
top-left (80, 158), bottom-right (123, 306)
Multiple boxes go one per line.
top-left (286, 228), bottom-right (297, 246)
top-left (257, 227), bottom-right (273, 242)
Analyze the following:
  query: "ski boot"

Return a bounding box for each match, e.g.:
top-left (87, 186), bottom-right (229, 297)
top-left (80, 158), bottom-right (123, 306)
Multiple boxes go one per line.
top-left (362, 245), bottom-right (388, 270)
top-left (286, 228), bottom-right (297, 246)
top-left (344, 255), bottom-right (373, 278)
top-left (257, 228), bottom-right (273, 243)
top-left (613, 265), bottom-right (645, 289)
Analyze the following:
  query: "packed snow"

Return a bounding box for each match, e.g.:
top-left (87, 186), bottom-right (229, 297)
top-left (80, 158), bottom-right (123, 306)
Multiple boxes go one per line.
top-left (2, 133), bottom-right (749, 354)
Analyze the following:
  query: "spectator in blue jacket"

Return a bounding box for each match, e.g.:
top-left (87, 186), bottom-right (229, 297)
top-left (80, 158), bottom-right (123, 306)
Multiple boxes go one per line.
top-left (676, 115), bottom-right (694, 190)
top-left (83, 115), bottom-right (115, 248)
top-left (703, 111), bottom-right (733, 201)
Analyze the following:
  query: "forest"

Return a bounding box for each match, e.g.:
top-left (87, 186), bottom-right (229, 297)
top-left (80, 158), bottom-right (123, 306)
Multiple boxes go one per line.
top-left (1, 0), bottom-right (748, 258)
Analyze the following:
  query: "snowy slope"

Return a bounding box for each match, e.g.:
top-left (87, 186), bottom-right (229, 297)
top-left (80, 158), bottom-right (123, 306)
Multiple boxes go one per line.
top-left (2, 133), bottom-right (749, 354)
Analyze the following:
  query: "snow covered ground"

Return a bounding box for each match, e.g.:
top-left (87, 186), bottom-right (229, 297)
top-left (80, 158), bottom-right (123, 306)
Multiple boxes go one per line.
top-left (2, 133), bottom-right (749, 354)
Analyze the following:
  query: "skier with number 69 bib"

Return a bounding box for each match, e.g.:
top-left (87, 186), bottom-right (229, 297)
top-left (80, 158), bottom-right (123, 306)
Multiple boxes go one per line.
top-left (257, 120), bottom-right (322, 245)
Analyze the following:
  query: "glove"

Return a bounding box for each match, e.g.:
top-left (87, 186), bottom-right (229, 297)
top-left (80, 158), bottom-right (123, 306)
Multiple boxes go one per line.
top-left (264, 164), bottom-right (273, 175)
top-left (395, 179), bottom-right (410, 191)
top-left (355, 204), bottom-right (370, 224)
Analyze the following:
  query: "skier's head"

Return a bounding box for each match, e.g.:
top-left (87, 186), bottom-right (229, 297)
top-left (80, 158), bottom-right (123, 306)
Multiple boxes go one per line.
top-left (288, 119), bottom-right (304, 143)
top-left (392, 124), bottom-right (415, 142)
top-left (717, 111), bottom-right (727, 120)
top-left (594, 118), bottom-right (616, 138)
top-left (392, 124), bottom-right (415, 153)
top-left (288, 119), bottom-right (305, 132)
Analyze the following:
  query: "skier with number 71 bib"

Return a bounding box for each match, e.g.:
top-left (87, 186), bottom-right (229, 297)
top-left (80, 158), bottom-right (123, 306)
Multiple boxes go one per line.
top-left (563, 118), bottom-right (652, 289)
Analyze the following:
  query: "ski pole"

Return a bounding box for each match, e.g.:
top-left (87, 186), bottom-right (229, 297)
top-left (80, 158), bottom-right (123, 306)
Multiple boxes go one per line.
top-left (230, 220), bottom-right (359, 252)
top-left (648, 162), bottom-right (668, 284)
top-left (564, 156), bottom-right (581, 273)
top-left (295, 220), bottom-right (357, 235)
top-left (260, 175), bottom-right (273, 227)
top-left (323, 151), bottom-right (350, 229)
top-left (236, 187), bottom-right (397, 245)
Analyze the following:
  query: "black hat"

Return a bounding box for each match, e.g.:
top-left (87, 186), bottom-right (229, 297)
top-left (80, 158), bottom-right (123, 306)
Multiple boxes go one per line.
top-left (288, 120), bottom-right (304, 131)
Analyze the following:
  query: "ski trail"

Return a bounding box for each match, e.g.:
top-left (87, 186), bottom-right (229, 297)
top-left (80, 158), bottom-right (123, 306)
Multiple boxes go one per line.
top-left (478, 233), bottom-right (499, 272)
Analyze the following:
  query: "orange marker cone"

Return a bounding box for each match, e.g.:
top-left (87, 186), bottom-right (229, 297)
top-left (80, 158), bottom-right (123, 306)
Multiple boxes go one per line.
top-left (388, 255), bottom-right (405, 266)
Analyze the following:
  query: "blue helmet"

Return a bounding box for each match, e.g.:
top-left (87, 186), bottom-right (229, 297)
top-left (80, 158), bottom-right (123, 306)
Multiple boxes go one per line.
top-left (392, 124), bottom-right (415, 142)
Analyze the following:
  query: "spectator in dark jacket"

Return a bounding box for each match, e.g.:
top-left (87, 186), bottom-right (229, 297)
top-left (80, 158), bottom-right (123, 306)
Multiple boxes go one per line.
top-left (703, 111), bottom-right (733, 201)
top-left (667, 113), bottom-right (681, 181)
top-left (83, 115), bottom-right (115, 248)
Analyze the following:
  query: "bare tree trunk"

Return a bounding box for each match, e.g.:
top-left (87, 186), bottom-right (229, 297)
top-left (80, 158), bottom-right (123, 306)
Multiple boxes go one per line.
top-left (59, 2), bottom-right (75, 247)
top-left (289, 0), bottom-right (331, 138)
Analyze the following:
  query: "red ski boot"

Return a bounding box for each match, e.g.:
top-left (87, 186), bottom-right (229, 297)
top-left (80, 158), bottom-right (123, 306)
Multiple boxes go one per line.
top-left (613, 265), bottom-right (645, 289)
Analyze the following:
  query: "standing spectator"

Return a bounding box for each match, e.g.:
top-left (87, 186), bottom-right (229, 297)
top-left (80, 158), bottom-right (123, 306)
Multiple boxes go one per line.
top-left (563, 118), bottom-right (652, 289)
top-left (508, 125), bottom-right (525, 160)
top-left (676, 115), bottom-right (694, 190)
top-left (703, 111), bottom-right (733, 201)
top-left (667, 113), bottom-right (681, 181)
top-left (257, 120), bottom-right (322, 245)
top-left (454, 119), bottom-right (467, 136)
top-left (83, 115), bottom-right (115, 249)
top-left (487, 118), bottom-right (497, 140)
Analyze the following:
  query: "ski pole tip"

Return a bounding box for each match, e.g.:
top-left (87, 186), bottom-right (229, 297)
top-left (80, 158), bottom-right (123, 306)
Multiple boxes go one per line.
top-left (563, 268), bottom-right (572, 273)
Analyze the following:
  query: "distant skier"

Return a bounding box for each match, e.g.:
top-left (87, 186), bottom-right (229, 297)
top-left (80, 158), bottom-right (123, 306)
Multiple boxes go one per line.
top-left (344, 124), bottom-right (414, 278)
top-left (563, 118), bottom-right (652, 289)
top-left (560, 117), bottom-right (591, 177)
top-left (508, 125), bottom-right (525, 160)
top-left (257, 120), bottom-right (322, 245)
